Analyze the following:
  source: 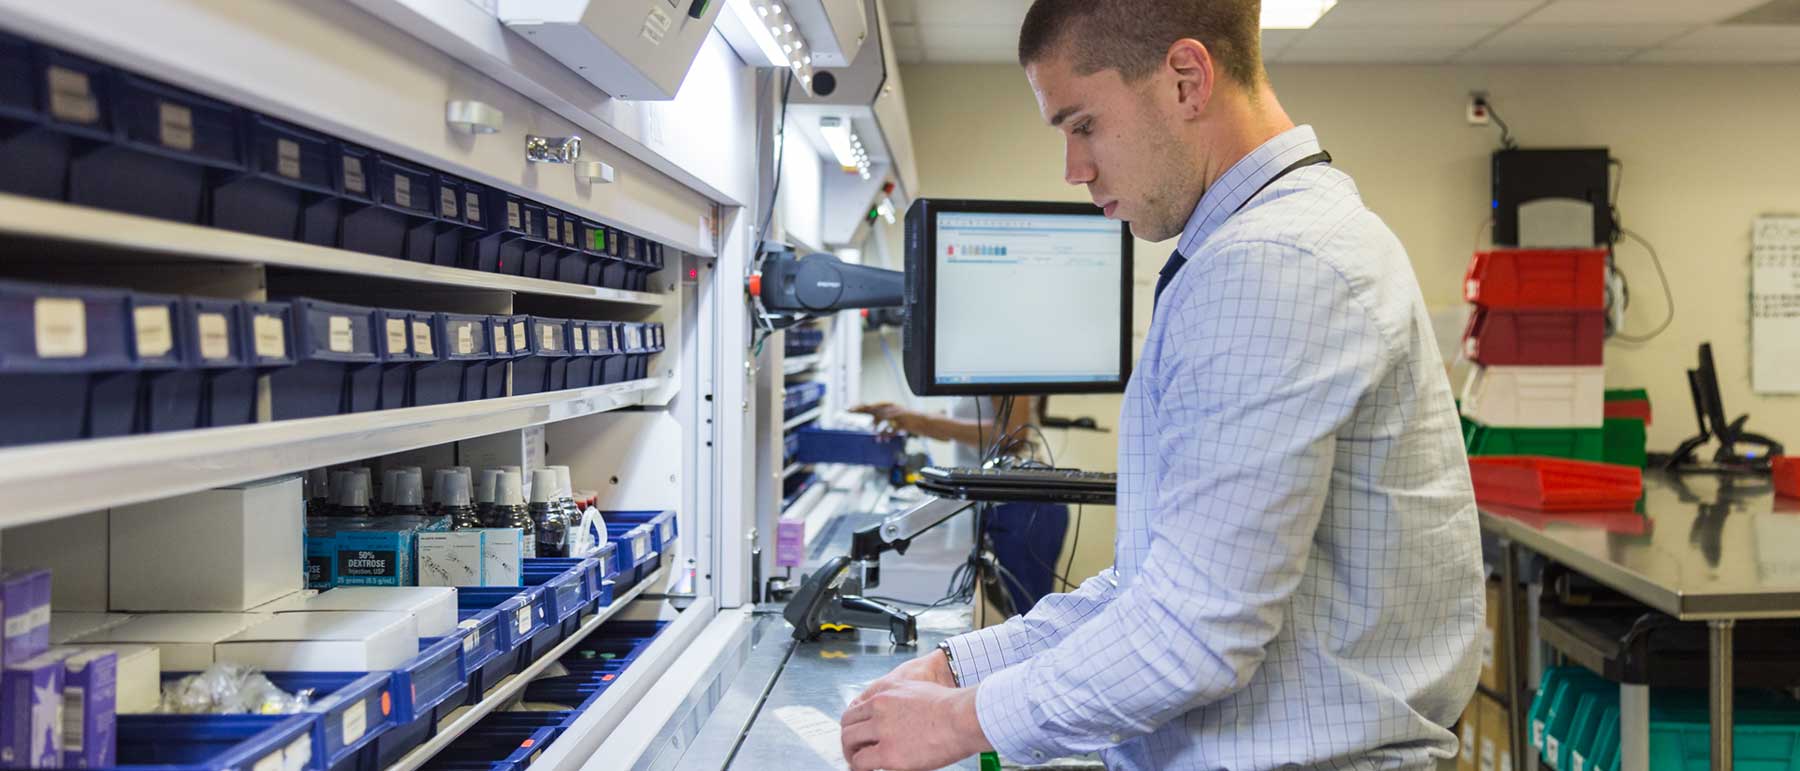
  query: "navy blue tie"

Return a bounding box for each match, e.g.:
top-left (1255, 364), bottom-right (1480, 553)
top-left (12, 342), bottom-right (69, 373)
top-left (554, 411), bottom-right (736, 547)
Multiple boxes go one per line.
top-left (1153, 248), bottom-right (1187, 310)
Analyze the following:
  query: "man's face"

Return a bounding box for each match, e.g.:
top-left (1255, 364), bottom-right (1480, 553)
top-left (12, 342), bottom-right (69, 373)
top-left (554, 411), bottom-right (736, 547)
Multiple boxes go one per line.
top-left (1027, 51), bottom-right (1198, 242)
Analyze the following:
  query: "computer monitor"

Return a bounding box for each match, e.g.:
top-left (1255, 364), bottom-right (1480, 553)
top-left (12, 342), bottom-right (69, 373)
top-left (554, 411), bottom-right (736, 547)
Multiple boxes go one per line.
top-left (902, 198), bottom-right (1133, 397)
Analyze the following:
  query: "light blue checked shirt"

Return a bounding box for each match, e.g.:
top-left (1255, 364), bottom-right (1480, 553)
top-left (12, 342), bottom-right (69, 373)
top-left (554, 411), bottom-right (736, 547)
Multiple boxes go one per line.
top-left (943, 126), bottom-right (1485, 770)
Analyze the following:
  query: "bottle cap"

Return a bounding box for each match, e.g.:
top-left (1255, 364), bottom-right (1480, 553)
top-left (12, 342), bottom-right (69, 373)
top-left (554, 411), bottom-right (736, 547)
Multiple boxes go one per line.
top-left (443, 470), bottom-right (473, 507)
top-left (381, 469), bottom-right (403, 504)
top-left (352, 468), bottom-right (372, 500)
top-left (394, 469), bottom-right (425, 507)
top-left (432, 469), bottom-right (454, 505)
top-left (550, 465), bottom-right (575, 499)
top-left (530, 469), bottom-right (559, 504)
top-left (338, 470), bottom-right (371, 509)
top-left (306, 468), bottom-right (331, 500)
top-left (495, 470), bottom-right (526, 506)
top-left (476, 469), bottom-right (501, 504)
top-left (453, 466), bottom-right (472, 486)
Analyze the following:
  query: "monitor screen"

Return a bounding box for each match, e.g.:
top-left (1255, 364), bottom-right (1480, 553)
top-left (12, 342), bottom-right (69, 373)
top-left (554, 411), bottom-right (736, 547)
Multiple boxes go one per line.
top-left (903, 199), bottom-right (1133, 396)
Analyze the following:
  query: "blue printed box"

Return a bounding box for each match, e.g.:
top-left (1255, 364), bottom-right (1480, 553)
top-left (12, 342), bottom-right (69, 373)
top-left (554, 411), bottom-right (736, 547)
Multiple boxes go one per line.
top-left (335, 530), bottom-right (414, 587)
top-left (55, 649), bottom-right (115, 768)
top-left (305, 530), bottom-right (336, 590)
top-left (2, 571), bottom-right (51, 666)
top-left (1, 651), bottom-right (65, 768)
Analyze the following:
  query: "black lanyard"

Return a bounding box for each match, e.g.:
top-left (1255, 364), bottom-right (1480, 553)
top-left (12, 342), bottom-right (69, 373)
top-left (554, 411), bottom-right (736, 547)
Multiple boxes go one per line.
top-left (1154, 150), bottom-right (1334, 311)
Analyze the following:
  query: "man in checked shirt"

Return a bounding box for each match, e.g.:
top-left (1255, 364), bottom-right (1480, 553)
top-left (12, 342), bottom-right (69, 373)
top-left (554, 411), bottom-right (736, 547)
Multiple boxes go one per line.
top-left (839, 1), bottom-right (1484, 769)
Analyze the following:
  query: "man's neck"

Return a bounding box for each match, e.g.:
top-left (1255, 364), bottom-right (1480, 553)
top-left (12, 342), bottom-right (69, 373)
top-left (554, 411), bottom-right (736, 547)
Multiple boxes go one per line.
top-left (1198, 85), bottom-right (1298, 201)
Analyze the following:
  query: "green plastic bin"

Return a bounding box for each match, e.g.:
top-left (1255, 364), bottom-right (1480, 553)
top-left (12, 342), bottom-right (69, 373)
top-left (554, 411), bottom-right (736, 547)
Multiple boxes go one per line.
top-left (1604, 418), bottom-right (1648, 468)
top-left (1648, 691), bottom-right (1800, 771)
top-left (1545, 674), bottom-right (1616, 769)
top-left (1605, 389), bottom-right (1650, 403)
top-left (1566, 689), bottom-right (1620, 771)
top-left (1467, 422), bottom-right (1607, 462)
top-left (1585, 705), bottom-right (1620, 771)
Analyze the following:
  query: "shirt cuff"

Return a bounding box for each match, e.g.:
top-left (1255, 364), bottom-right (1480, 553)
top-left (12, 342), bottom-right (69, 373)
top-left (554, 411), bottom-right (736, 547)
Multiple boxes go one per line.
top-left (941, 625), bottom-right (1022, 687)
top-left (974, 663), bottom-right (1060, 764)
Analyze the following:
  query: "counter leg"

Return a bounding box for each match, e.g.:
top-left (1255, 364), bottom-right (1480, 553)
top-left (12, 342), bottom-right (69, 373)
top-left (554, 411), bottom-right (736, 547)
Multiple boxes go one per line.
top-left (1711, 619), bottom-right (1735, 771)
top-left (1620, 684), bottom-right (1649, 771)
top-left (1502, 540), bottom-right (1531, 771)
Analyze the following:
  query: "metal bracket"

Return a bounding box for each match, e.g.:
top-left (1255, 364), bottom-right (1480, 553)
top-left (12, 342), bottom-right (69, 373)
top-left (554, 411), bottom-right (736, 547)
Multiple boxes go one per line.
top-left (445, 100), bottom-right (503, 134)
top-left (576, 159), bottom-right (616, 184)
top-left (526, 134), bottom-right (582, 164)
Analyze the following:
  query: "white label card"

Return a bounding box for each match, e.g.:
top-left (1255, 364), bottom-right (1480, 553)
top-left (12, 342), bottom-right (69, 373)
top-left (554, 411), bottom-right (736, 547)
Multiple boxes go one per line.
top-left (507, 202), bottom-right (521, 230)
top-left (392, 173), bottom-right (412, 208)
top-left (440, 187), bottom-right (458, 218)
top-left (33, 297), bottom-right (86, 358)
top-left (252, 751), bottom-right (283, 771)
top-left (540, 324), bottom-right (558, 351)
top-left (515, 605), bottom-right (532, 635)
top-left (342, 157), bottom-right (366, 195)
top-left (341, 702), bottom-right (367, 745)
top-left (276, 138), bottom-right (301, 180)
top-left (465, 192), bottom-right (482, 224)
top-left (462, 627), bottom-right (478, 654)
top-left (573, 331), bottom-right (587, 352)
top-left (283, 736), bottom-right (311, 771)
top-left (457, 325), bottom-right (474, 355)
top-left (198, 312), bottom-right (231, 360)
top-left (385, 318), bottom-right (408, 355)
top-left (412, 320), bottom-right (434, 356)
top-left (328, 316), bottom-right (354, 353)
top-left (588, 327), bottom-right (602, 350)
top-left (511, 322), bottom-right (526, 351)
top-left (133, 305), bottom-right (174, 358)
top-left (158, 101), bottom-right (194, 151)
top-left (46, 66), bottom-right (98, 124)
top-left (254, 315), bottom-right (287, 358)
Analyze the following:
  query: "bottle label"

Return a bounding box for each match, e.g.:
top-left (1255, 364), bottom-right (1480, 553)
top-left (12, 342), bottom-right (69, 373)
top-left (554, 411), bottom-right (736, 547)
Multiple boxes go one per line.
top-left (34, 297), bottom-right (87, 358)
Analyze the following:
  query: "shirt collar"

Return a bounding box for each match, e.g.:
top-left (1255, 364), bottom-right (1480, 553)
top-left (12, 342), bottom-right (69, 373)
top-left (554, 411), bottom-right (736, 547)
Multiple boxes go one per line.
top-left (1175, 125), bottom-right (1323, 258)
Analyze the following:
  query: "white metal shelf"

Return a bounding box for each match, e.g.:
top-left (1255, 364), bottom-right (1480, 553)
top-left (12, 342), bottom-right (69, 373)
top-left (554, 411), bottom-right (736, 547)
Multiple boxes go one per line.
top-left (0, 378), bottom-right (664, 526)
top-left (0, 195), bottom-right (669, 308)
top-left (384, 563), bottom-right (670, 771)
top-left (782, 407), bottom-right (825, 432)
top-left (783, 355), bottom-right (822, 376)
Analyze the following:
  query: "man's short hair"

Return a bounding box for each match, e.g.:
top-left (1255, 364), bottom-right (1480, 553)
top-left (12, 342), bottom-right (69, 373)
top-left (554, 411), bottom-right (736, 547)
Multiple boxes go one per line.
top-left (1018, 0), bottom-right (1264, 87)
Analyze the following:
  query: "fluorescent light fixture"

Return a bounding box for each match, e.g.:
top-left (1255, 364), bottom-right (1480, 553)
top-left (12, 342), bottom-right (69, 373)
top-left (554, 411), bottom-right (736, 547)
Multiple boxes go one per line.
top-left (1261, 0), bottom-right (1337, 28)
top-left (819, 117), bottom-right (860, 171)
top-left (727, 0), bottom-right (791, 66)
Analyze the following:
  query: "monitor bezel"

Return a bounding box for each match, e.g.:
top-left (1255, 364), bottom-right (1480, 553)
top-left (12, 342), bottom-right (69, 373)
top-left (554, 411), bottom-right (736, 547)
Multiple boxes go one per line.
top-left (908, 198), bottom-right (1134, 397)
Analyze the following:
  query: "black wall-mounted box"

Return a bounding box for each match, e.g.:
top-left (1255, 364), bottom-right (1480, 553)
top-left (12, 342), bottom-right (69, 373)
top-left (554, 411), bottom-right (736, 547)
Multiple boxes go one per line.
top-left (1491, 148), bottom-right (1611, 247)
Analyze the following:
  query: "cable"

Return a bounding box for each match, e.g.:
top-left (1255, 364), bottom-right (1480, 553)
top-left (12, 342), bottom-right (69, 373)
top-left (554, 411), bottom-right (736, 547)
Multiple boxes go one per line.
top-left (1481, 97), bottom-right (1520, 151)
top-left (755, 72), bottom-right (795, 247)
top-left (1610, 228), bottom-right (1676, 344)
top-left (1062, 504), bottom-right (1084, 598)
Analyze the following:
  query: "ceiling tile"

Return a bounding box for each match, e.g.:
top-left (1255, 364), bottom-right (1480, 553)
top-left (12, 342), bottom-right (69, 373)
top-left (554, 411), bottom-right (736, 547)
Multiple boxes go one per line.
top-left (1457, 44), bottom-right (1639, 63)
top-left (912, 23), bottom-right (1021, 51)
top-left (1292, 24), bottom-right (1500, 48)
top-left (910, 0), bottom-right (1032, 26)
top-left (1278, 45), bottom-right (1465, 63)
top-left (1663, 24), bottom-right (1800, 48)
top-left (1523, 0), bottom-right (1770, 24)
top-left (1314, 0), bottom-right (1543, 27)
top-left (1632, 46), bottom-right (1800, 63)
top-left (883, 0), bottom-right (918, 25)
top-left (1486, 23), bottom-right (1694, 47)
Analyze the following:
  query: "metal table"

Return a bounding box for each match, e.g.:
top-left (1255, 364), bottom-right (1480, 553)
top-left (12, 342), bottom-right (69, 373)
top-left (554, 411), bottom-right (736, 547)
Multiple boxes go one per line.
top-left (1480, 470), bottom-right (1800, 771)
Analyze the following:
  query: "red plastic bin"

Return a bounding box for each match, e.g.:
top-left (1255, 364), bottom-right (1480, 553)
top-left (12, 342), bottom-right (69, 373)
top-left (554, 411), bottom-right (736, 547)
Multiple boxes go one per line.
top-left (1604, 400), bottom-right (1653, 425)
top-left (1469, 456), bottom-right (1643, 511)
top-left (1464, 249), bottom-right (1607, 310)
top-left (1776, 457), bottom-right (1800, 499)
top-left (1462, 307), bottom-right (1604, 366)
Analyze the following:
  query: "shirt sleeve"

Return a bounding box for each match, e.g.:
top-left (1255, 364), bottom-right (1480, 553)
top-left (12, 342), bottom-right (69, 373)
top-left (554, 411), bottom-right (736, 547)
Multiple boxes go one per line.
top-left (941, 568), bottom-right (1121, 687)
top-left (973, 241), bottom-right (1392, 761)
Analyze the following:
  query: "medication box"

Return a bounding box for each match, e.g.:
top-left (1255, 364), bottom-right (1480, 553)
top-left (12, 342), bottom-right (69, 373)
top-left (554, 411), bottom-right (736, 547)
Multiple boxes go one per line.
top-left (479, 529), bottom-right (525, 587)
top-left (418, 532), bottom-right (485, 588)
top-left (217, 611), bottom-right (418, 672)
top-left (48, 614), bottom-right (131, 646)
top-left (54, 648), bottom-right (116, 768)
top-left (305, 525), bottom-right (336, 590)
top-left (1, 651), bottom-right (64, 768)
top-left (333, 528), bottom-right (415, 588)
top-left (2, 570), bottom-right (52, 665)
top-left (70, 613), bottom-right (266, 671)
top-left (57, 645), bottom-right (156, 715)
top-left (109, 476), bottom-right (303, 612)
top-left (280, 587), bottom-right (457, 638)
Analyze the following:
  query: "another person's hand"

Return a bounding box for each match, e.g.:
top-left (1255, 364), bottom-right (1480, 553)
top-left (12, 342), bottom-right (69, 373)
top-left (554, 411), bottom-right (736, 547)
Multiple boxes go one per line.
top-left (840, 679), bottom-right (989, 771)
top-left (850, 402), bottom-right (925, 436)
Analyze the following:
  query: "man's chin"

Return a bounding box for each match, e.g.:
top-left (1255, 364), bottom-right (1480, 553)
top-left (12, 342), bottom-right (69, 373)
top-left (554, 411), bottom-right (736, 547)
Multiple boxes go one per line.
top-left (1126, 220), bottom-right (1177, 243)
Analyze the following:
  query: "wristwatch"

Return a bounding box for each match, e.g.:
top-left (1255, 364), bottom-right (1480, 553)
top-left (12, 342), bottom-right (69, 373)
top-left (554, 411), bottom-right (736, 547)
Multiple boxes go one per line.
top-left (937, 641), bottom-right (963, 687)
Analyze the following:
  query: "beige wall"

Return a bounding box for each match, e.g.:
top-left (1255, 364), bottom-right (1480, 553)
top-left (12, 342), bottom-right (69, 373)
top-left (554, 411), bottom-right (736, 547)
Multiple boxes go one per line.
top-left (883, 61), bottom-right (1800, 580)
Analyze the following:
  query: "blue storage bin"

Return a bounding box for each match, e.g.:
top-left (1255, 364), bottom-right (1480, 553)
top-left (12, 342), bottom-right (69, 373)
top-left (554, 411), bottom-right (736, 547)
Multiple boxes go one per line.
top-left (70, 72), bottom-right (242, 223)
top-left (470, 189), bottom-right (534, 275)
top-left (453, 607), bottom-right (509, 704)
top-left (341, 153), bottom-right (437, 262)
top-left (511, 316), bottom-right (568, 396)
top-left (594, 226), bottom-right (630, 290)
top-left (606, 510), bottom-right (678, 563)
top-left (0, 280), bottom-right (134, 447)
top-left (562, 319), bottom-right (593, 391)
top-left (575, 221), bottom-right (608, 286)
top-left (614, 323), bottom-right (644, 381)
top-left (794, 427), bottom-right (906, 467)
top-left (221, 300), bottom-right (295, 427)
top-left (160, 671), bottom-right (393, 771)
top-left (590, 321), bottom-right (625, 385)
top-left (370, 633), bottom-right (470, 768)
top-left (458, 587), bottom-right (548, 670)
top-left (547, 210), bottom-right (591, 285)
top-left (133, 291), bottom-right (202, 435)
top-left (427, 724), bottom-right (560, 771)
top-left (212, 115), bottom-right (339, 244)
top-left (516, 203), bottom-right (554, 279)
top-left (415, 313), bottom-right (489, 406)
top-left (784, 381), bottom-right (826, 418)
top-left (110, 714), bottom-right (318, 771)
top-left (486, 315), bottom-right (522, 399)
top-left (523, 559), bottom-right (586, 637)
top-left (784, 431), bottom-right (800, 463)
top-left (455, 592), bottom-right (533, 704)
top-left (605, 522), bottom-right (658, 588)
top-left (0, 39), bottom-right (109, 201)
top-left (180, 298), bottom-right (251, 428)
top-left (374, 309), bottom-right (417, 411)
top-left (268, 298), bottom-right (380, 420)
top-left (430, 175), bottom-right (480, 268)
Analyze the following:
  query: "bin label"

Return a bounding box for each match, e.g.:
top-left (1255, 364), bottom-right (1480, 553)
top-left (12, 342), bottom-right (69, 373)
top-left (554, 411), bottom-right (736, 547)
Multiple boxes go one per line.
top-left (573, 330), bottom-right (587, 352)
top-left (515, 605), bottom-right (533, 635)
top-left (492, 326), bottom-right (509, 355)
top-left (133, 306), bottom-right (174, 358)
top-left (507, 202), bottom-right (522, 231)
top-left (564, 222), bottom-right (577, 247)
top-left (252, 750), bottom-right (283, 771)
top-left (590, 228), bottom-right (606, 252)
top-left (540, 323), bottom-right (559, 351)
top-left (341, 700), bottom-right (367, 745)
top-left (458, 620), bottom-right (479, 654)
top-left (465, 192), bottom-right (482, 225)
top-left (157, 101), bottom-right (194, 151)
top-left (456, 324), bottom-right (474, 355)
top-left (412, 320), bottom-right (433, 356)
top-left (276, 138), bottom-right (302, 180)
top-left (198, 312), bottom-right (232, 361)
top-left (392, 173), bottom-right (413, 209)
top-left (589, 327), bottom-right (603, 351)
top-left (33, 298), bottom-right (86, 358)
top-left (546, 216), bottom-right (560, 243)
top-left (342, 156), bottom-right (367, 195)
top-left (46, 66), bottom-right (98, 124)
top-left (512, 321), bottom-right (527, 352)
top-left (254, 315), bottom-right (287, 359)
top-left (439, 186), bottom-right (458, 218)
top-left (282, 735), bottom-right (311, 771)
top-left (385, 317), bottom-right (408, 355)
top-left (329, 316), bottom-right (355, 353)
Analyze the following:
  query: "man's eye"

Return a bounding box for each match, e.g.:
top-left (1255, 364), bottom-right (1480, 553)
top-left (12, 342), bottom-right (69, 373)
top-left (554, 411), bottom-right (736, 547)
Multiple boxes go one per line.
top-left (1073, 121), bottom-right (1093, 136)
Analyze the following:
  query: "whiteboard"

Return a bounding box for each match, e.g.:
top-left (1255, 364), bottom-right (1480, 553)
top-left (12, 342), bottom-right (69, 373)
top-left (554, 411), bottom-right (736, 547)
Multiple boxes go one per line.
top-left (1753, 216), bottom-right (1800, 394)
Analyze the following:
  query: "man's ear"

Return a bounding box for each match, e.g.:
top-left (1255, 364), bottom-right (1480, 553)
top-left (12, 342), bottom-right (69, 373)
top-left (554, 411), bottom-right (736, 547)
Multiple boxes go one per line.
top-left (1166, 38), bottom-right (1215, 119)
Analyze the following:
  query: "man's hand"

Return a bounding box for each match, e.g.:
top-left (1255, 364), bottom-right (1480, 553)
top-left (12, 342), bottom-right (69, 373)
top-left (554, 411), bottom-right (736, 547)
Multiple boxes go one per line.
top-left (840, 680), bottom-right (990, 771)
top-left (850, 403), bottom-right (925, 436)
top-left (851, 649), bottom-right (955, 705)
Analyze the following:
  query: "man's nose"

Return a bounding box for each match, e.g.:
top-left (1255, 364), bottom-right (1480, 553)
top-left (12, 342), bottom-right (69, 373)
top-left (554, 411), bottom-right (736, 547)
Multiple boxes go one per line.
top-left (1065, 143), bottom-right (1096, 186)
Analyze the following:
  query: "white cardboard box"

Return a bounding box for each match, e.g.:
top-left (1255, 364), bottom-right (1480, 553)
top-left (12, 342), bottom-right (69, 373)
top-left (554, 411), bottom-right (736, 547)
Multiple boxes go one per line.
top-left (417, 533), bottom-right (484, 588)
top-left (110, 477), bottom-right (304, 612)
top-left (58, 644), bottom-right (160, 714)
top-left (49, 612), bottom-right (133, 644)
top-left (1460, 365), bottom-right (1605, 428)
top-left (2, 510), bottom-right (109, 611)
top-left (69, 613), bottom-right (268, 671)
top-left (216, 612), bottom-right (418, 672)
top-left (278, 587), bottom-right (457, 638)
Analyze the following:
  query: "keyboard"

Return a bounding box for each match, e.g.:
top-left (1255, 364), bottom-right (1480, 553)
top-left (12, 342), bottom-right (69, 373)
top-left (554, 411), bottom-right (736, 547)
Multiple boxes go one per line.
top-left (918, 466), bottom-right (1116, 491)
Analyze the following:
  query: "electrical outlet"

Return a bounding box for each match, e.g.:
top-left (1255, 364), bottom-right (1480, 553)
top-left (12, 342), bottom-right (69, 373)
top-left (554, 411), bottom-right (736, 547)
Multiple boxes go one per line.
top-left (1468, 92), bottom-right (1493, 126)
